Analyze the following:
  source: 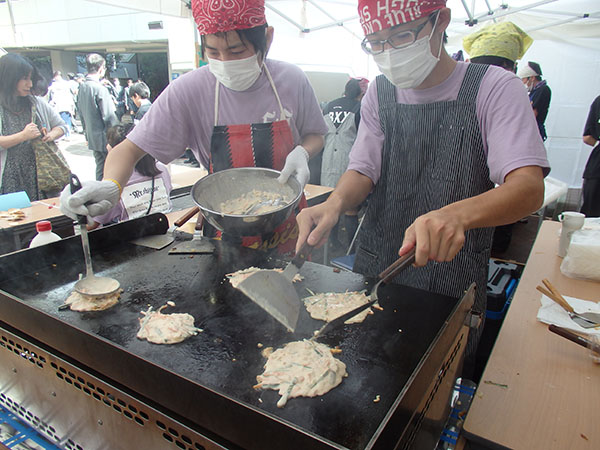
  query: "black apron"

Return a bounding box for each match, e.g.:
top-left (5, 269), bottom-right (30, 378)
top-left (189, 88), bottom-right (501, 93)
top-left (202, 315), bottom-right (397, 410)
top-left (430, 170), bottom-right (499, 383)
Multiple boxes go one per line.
top-left (354, 64), bottom-right (494, 356)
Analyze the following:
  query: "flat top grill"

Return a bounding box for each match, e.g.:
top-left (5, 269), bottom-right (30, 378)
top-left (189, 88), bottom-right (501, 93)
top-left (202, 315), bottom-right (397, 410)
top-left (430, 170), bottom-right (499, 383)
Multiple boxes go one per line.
top-left (0, 214), bottom-right (460, 450)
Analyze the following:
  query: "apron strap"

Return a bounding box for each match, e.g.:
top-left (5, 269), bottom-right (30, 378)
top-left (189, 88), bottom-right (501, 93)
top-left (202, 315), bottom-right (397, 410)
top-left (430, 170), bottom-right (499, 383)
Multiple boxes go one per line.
top-left (213, 61), bottom-right (286, 126)
top-left (214, 81), bottom-right (220, 127)
top-left (263, 64), bottom-right (287, 121)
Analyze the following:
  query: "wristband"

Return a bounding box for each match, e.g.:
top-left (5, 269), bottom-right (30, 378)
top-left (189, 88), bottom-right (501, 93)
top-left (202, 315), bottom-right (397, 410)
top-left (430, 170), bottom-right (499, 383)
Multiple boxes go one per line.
top-left (298, 145), bottom-right (309, 161)
top-left (105, 178), bottom-right (123, 196)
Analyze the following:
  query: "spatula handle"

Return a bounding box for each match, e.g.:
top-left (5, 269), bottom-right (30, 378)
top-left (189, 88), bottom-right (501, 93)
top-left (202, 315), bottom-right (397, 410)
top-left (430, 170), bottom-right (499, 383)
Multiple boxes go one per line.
top-left (548, 325), bottom-right (600, 354)
top-left (69, 173), bottom-right (87, 225)
top-left (195, 211), bottom-right (204, 231)
top-left (542, 279), bottom-right (575, 313)
top-left (378, 248), bottom-right (416, 284)
top-left (174, 206), bottom-right (200, 227)
top-left (290, 242), bottom-right (314, 271)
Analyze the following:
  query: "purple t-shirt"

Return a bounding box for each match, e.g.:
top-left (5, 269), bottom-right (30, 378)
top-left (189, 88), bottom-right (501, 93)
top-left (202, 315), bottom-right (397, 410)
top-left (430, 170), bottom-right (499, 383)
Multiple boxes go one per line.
top-left (128, 59), bottom-right (328, 169)
top-left (348, 62), bottom-right (550, 185)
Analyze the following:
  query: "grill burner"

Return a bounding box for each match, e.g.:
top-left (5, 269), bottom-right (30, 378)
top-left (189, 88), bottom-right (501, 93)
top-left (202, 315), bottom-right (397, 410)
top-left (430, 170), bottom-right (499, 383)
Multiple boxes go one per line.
top-left (0, 213), bottom-right (473, 449)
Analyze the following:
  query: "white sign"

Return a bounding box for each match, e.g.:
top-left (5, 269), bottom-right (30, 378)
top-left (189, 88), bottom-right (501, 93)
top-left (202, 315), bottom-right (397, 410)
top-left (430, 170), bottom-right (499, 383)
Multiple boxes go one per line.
top-left (121, 178), bottom-right (171, 219)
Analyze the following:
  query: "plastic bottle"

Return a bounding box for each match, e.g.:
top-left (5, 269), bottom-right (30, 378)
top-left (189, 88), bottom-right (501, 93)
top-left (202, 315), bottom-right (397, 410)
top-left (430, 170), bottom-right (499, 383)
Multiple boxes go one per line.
top-left (29, 220), bottom-right (62, 248)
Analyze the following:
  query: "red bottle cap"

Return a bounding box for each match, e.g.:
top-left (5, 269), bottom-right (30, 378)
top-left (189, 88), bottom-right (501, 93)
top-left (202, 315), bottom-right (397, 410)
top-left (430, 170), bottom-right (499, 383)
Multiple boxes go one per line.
top-left (36, 220), bottom-right (52, 232)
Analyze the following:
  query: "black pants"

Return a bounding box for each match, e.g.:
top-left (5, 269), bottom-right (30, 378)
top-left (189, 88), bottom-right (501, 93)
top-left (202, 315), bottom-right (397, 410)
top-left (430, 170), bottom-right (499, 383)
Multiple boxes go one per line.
top-left (581, 178), bottom-right (600, 217)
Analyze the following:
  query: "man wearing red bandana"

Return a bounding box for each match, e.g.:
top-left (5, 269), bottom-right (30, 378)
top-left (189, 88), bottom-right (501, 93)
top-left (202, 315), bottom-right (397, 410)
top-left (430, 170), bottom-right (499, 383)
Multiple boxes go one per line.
top-left (60, 0), bottom-right (327, 255)
top-left (297, 0), bottom-right (549, 370)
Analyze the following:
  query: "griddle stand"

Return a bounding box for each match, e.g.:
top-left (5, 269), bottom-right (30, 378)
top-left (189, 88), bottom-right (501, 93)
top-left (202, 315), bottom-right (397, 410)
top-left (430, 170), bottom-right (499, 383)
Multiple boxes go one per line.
top-left (0, 214), bottom-right (479, 450)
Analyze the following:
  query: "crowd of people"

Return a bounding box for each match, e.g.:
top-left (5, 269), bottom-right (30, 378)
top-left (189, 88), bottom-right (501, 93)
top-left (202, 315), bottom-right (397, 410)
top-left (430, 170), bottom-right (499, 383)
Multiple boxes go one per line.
top-left (0, 51), bottom-right (169, 224)
top-left (2, 0), bottom-right (599, 374)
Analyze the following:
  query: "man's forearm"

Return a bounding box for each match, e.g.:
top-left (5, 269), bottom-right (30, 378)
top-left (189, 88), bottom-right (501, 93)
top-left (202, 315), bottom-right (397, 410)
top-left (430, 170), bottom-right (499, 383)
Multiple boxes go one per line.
top-left (103, 138), bottom-right (147, 189)
top-left (326, 170), bottom-right (373, 216)
top-left (301, 133), bottom-right (324, 158)
top-left (583, 135), bottom-right (598, 147)
top-left (444, 166), bottom-right (544, 230)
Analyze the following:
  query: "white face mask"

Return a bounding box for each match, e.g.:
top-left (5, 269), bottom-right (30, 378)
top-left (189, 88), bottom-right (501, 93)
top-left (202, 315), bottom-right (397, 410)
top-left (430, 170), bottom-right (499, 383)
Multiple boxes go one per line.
top-left (372, 16), bottom-right (442, 89)
top-left (208, 54), bottom-right (263, 91)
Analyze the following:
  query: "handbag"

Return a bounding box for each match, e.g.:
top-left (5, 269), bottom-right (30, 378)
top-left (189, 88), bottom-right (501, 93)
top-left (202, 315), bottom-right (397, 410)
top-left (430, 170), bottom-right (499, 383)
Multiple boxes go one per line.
top-left (31, 104), bottom-right (71, 195)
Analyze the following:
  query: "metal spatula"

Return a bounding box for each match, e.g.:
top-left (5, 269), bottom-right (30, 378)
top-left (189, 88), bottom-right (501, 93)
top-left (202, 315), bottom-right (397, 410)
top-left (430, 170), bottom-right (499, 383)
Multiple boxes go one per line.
top-left (536, 279), bottom-right (600, 328)
top-left (131, 206), bottom-right (199, 250)
top-left (312, 249), bottom-right (416, 339)
top-left (70, 174), bottom-right (120, 297)
top-left (237, 243), bottom-right (313, 332)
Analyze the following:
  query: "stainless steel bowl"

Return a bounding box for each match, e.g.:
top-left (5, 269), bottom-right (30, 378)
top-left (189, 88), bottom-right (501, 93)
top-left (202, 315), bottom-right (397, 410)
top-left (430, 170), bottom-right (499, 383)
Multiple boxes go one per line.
top-left (190, 167), bottom-right (303, 236)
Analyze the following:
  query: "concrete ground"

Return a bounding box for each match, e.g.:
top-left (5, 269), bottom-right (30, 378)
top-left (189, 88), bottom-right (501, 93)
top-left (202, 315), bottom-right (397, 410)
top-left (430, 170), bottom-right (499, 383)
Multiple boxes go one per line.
top-left (56, 131), bottom-right (207, 186)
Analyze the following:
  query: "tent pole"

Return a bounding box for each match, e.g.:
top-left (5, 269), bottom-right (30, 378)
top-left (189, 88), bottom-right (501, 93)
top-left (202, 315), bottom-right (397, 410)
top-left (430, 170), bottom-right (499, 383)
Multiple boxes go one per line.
top-left (461, 0), bottom-right (476, 25)
top-left (525, 14), bottom-right (591, 33)
top-left (309, 16), bottom-right (359, 32)
top-left (6, 0), bottom-right (17, 42)
top-left (303, 0), bottom-right (362, 39)
top-left (265, 3), bottom-right (308, 32)
top-left (483, 0), bottom-right (494, 16)
top-left (476, 0), bottom-right (558, 25)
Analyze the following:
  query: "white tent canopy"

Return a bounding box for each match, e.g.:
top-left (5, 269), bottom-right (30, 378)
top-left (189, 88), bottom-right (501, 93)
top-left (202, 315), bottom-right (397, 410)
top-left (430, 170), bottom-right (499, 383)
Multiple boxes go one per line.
top-left (4, 0), bottom-right (600, 187)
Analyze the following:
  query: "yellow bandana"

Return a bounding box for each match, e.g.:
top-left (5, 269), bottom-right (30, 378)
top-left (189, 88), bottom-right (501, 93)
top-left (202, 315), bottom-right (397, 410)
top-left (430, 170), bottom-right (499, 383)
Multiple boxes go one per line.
top-left (463, 21), bottom-right (533, 62)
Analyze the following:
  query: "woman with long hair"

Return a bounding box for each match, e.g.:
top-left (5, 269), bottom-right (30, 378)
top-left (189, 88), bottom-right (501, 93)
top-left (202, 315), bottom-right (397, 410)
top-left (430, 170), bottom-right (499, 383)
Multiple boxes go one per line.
top-left (0, 53), bottom-right (67, 200)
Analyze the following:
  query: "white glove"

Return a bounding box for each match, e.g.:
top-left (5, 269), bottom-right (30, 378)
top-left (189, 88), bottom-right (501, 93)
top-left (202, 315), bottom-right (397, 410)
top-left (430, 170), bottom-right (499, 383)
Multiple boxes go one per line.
top-left (277, 145), bottom-right (310, 188)
top-left (60, 180), bottom-right (121, 221)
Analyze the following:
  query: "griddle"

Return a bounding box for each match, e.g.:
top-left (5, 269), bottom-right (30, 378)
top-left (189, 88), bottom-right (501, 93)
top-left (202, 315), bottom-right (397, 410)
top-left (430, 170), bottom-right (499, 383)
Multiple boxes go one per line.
top-left (0, 213), bottom-right (468, 450)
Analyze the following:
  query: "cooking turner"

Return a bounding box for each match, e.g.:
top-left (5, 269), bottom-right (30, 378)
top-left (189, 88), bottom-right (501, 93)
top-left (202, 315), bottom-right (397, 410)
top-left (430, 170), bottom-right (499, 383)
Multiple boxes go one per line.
top-left (536, 279), bottom-right (600, 328)
top-left (131, 206), bottom-right (200, 250)
top-left (70, 174), bottom-right (120, 297)
top-left (168, 211), bottom-right (215, 255)
top-left (312, 249), bottom-right (416, 340)
top-left (237, 243), bottom-right (314, 332)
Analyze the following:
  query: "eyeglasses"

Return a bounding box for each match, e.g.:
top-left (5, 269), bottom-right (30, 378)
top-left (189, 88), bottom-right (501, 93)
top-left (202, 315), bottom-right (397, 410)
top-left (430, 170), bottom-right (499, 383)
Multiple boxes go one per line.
top-left (361, 12), bottom-right (438, 55)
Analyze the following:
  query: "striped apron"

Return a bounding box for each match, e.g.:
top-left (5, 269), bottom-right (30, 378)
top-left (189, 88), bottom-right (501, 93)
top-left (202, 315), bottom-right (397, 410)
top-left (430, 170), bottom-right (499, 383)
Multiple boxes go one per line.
top-left (353, 64), bottom-right (494, 357)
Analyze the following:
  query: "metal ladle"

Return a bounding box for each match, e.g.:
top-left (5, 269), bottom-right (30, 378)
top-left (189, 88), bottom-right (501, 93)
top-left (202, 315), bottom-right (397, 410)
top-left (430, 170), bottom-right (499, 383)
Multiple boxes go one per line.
top-left (70, 174), bottom-right (120, 297)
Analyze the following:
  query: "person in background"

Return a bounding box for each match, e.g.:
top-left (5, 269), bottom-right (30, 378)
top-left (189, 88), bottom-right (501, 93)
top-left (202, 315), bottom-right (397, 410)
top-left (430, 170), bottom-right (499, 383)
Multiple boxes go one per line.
top-left (581, 95), bottom-right (600, 217)
top-left (129, 81), bottom-right (152, 124)
top-left (77, 53), bottom-right (119, 180)
top-left (518, 61), bottom-right (551, 141)
top-left (67, 72), bottom-right (79, 98)
top-left (463, 21), bottom-right (532, 73)
top-left (0, 53), bottom-right (66, 200)
top-left (48, 71), bottom-right (75, 140)
top-left (88, 122), bottom-right (172, 230)
top-left (295, 0), bottom-right (549, 375)
top-left (463, 21), bottom-right (536, 253)
top-left (60, 0), bottom-right (327, 255)
top-left (68, 73), bottom-right (84, 133)
top-left (123, 78), bottom-right (137, 117)
top-left (110, 78), bottom-right (125, 121)
top-left (321, 77), bottom-right (369, 249)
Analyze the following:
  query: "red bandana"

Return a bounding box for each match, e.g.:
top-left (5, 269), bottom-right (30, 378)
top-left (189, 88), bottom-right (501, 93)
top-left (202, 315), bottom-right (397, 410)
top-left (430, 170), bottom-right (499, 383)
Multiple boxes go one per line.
top-left (357, 0), bottom-right (446, 35)
top-left (192, 0), bottom-right (267, 35)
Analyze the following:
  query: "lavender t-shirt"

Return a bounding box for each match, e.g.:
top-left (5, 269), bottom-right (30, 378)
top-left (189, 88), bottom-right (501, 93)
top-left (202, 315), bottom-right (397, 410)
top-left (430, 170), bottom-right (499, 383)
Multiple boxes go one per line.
top-left (348, 62), bottom-right (550, 185)
top-left (128, 59), bottom-right (328, 169)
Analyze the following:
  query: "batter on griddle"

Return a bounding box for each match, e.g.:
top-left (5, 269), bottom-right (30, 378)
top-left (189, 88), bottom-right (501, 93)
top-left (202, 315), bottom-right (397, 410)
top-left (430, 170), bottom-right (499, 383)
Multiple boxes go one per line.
top-left (63, 289), bottom-right (123, 312)
top-left (303, 290), bottom-right (374, 324)
top-left (225, 267), bottom-right (303, 289)
top-left (254, 339), bottom-right (347, 408)
top-left (137, 301), bottom-right (202, 344)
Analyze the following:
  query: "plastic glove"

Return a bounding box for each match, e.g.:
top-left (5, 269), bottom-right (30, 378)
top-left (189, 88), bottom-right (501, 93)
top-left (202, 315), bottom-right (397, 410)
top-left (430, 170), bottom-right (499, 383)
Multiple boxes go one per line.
top-left (60, 180), bottom-right (121, 221)
top-left (277, 145), bottom-right (310, 188)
